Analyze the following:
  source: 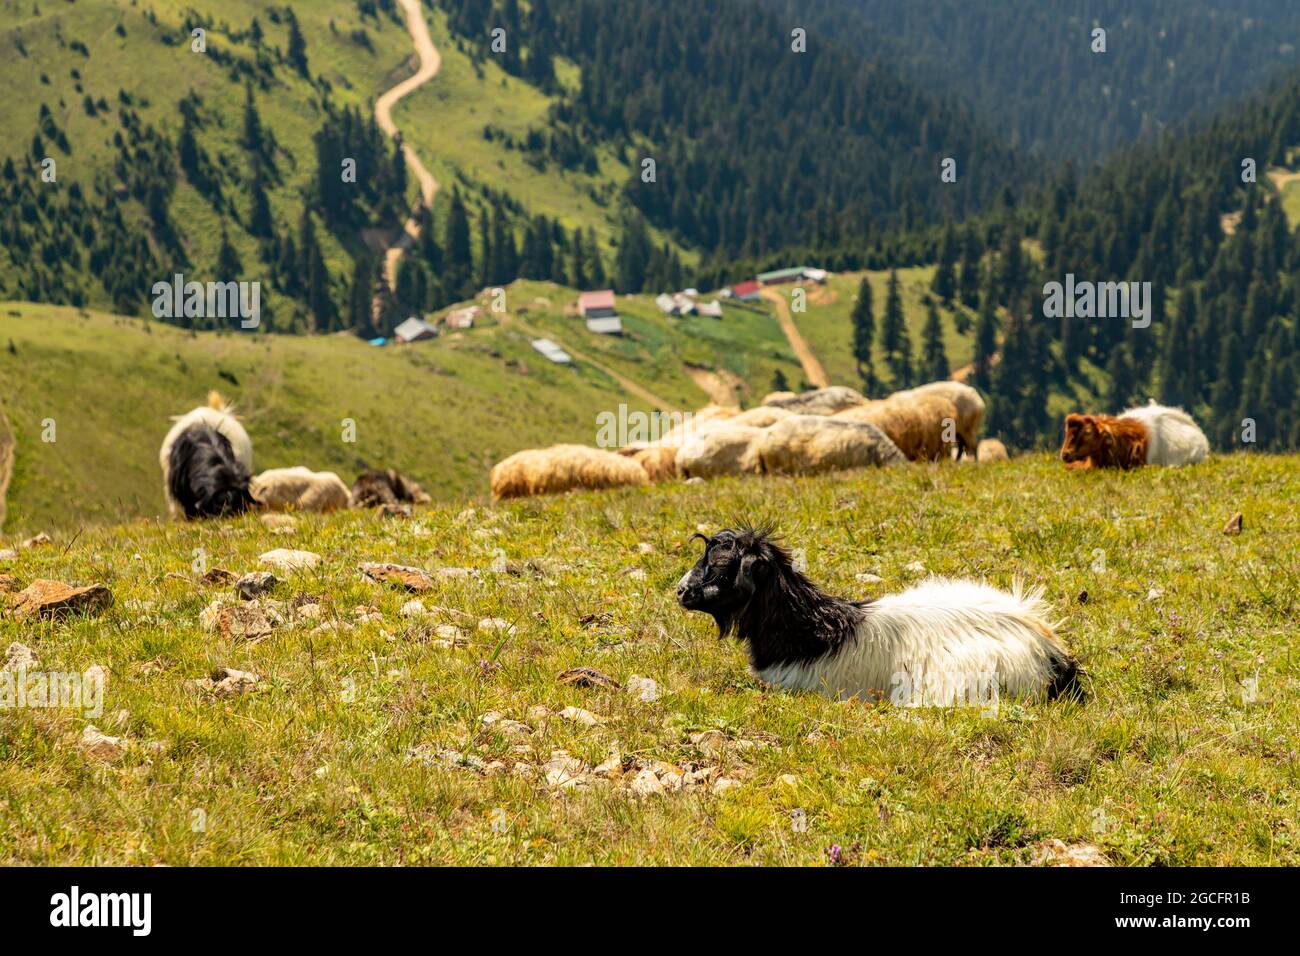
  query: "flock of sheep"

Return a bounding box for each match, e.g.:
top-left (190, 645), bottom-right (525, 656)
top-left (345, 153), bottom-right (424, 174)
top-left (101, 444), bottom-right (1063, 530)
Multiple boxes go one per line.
top-left (159, 393), bottom-right (429, 519)
top-left (490, 380), bottom-right (1007, 501)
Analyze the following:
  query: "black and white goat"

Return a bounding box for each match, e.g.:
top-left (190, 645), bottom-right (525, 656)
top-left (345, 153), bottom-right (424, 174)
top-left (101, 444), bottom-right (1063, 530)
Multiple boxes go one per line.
top-left (159, 392), bottom-right (254, 519)
top-left (677, 528), bottom-right (1079, 705)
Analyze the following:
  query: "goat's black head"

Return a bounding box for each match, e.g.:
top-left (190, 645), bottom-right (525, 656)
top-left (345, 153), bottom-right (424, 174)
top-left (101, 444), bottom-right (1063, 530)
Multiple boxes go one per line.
top-left (676, 526), bottom-right (791, 634)
top-left (677, 526), bottom-right (866, 671)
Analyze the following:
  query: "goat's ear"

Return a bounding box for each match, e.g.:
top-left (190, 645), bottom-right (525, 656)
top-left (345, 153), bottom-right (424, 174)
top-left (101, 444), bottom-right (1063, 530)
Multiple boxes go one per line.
top-left (735, 552), bottom-right (767, 595)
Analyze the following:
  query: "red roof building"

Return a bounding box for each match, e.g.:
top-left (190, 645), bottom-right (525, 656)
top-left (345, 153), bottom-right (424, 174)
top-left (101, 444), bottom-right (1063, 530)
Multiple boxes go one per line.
top-left (730, 280), bottom-right (761, 301)
top-left (578, 289), bottom-right (617, 318)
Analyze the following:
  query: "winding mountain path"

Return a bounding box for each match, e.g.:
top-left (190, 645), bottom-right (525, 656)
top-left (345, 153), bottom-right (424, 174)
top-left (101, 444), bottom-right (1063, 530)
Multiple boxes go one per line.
top-left (375, 0), bottom-right (441, 293)
top-left (760, 286), bottom-right (830, 388)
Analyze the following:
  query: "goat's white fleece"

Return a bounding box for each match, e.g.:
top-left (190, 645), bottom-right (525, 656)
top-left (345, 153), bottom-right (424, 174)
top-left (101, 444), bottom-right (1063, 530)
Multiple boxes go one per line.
top-left (756, 578), bottom-right (1065, 705)
top-left (1119, 401), bottom-right (1209, 466)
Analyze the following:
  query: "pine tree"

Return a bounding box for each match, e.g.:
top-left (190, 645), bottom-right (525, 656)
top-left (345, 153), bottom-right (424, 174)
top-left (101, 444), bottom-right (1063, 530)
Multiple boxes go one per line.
top-left (349, 254), bottom-right (377, 337)
top-left (286, 10), bottom-right (310, 77)
top-left (921, 298), bottom-right (949, 381)
top-left (849, 276), bottom-right (876, 392)
top-left (932, 222), bottom-right (957, 303)
top-left (248, 160), bottom-right (274, 239)
top-left (878, 269), bottom-right (914, 388)
top-left (615, 212), bottom-right (651, 292)
top-left (957, 226), bottom-right (981, 308)
top-left (971, 272), bottom-right (999, 391)
top-left (241, 83), bottom-right (264, 156)
top-left (216, 227), bottom-right (242, 279)
top-left (443, 189), bottom-right (473, 298)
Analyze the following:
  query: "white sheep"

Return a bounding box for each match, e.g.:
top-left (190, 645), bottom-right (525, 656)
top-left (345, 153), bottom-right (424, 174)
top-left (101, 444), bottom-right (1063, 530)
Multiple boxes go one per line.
top-left (250, 466), bottom-right (351, 513)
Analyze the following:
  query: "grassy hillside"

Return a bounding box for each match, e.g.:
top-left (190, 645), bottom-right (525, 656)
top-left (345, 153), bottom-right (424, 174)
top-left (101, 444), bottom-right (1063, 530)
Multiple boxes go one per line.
top-left (1, 453), bottom-right (1295, 865)
top-left (0, 290), bottom-right (809, 532)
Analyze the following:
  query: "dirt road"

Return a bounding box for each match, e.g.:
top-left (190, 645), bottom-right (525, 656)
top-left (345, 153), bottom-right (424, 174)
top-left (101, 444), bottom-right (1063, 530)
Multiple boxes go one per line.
top-left (375, 0), bottom-right (442, 291)
top-left (760, 286), bottom-right (830, 388)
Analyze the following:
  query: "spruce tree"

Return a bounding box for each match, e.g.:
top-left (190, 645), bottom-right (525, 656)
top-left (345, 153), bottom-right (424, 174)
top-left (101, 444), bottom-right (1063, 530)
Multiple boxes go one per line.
top-left (971, 272), bottom-right (999, 392)
top-left (878, 268), bottom-right (913, 388)
top-left (932, 222), bottom-right (957, 303)
top-left (850, 276), bottom-right (876, 392)
top-left (957, 226), bottom-right (981, 308)
top-left (921, 298), bottom-right (949, 382)
top-left (286, 10), bottom-right (310, 77)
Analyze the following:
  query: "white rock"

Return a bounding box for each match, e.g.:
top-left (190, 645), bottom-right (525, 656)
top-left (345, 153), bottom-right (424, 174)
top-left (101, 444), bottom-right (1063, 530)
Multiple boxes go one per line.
top-left (904, 561), bottom-right (926, 574)
top-left (558, 706), bottom-right (603, 727)
top-left (855, 572), bottom-right (884, 584)
top-left (478, 617), bottom-right (516, 635)
top-left (712, 777), bottom-right (741, 795)
top-left (258, 549), bottom-right (321, 573)
top-left (625, 674), bottom-right (660, 702)
top-left (628, 767), bottom-right (664, 797)
top-left (79, 725), bottom-right (125, 762)
top-left (400, 599), bottom-right (429, 618)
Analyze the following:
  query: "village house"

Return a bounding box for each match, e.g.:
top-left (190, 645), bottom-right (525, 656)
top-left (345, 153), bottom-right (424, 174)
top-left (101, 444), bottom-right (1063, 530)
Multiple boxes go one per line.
top-left (696, 300), bottom-right (724, 319)
top-left (757, 266), bottom-right (808, 286)
top-left (578, 289), bottom-right (618, 318)
top-left (445, 305), bottom-right (481, 329)
top-left (586, 316), bottom-right (623, 335)
top-left (392, 316), bottom-right (439, 344)
top-left (725, 279), bottom-right (762, 302)
top-left (531, 338), bottom-right (573, 364)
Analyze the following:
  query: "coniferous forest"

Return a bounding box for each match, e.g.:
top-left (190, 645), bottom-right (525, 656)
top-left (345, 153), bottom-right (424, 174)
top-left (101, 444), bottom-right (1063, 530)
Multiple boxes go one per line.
top-left (2, 0), bottom-right (1299, 451)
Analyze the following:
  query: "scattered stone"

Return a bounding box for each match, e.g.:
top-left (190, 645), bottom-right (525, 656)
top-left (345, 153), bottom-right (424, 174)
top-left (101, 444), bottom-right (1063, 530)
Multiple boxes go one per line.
top-left (903, 561), bottom-right (927, 574)
top-left (712, 777), bottom-right (741, 795)
top-left (83, 663), bottom-right (109, 690)
top-left (593, 745), bottom-right (625, 779)
top-left (259, 514), bottom-right (297, 531)
top-left (0, 573), bottom-right (20, 592)
top-left (625, 674), bottom-right (660, 702)
top-left (541, 750), bottom-right (590, 789)
top-left (10, 579), bottom-right (114, 621)
top-left (407, 745), bottom-right (488, 773)
top-left (628, 767), bottom-right (664, 797)
top-left (294, 602), bottom-right (325, 622)
top-left (1029, 839), bottom-right (1110, 867)
top-left (527, 704), bottom-right (553, 723)
top-left (558, 705), bottom-right (604, 727)
top-left (352, 604), bottom-right (384, 624)
top-left (200, 600), bottom-right (274, 641)
top-left (690, 730), bottom-right (728, 755)
top-left (20, 532), bottom-right (52, 549)
top-left (558, 666), bottom-right (621, 690)
top-left (478, 617), bottom-right (516, 635)
top-left (258, 549), bottom-right (320, 573)
top-left (1223, 512), bottom-right (1244, 535)
top-left (776, 773), bottom-right (799, 788)
top-left (199, 568), bottom-right (237, 585)
top-left (623, 567), bottom-right (647, 581)
top-left (193, 667), bottom-right (260, 698)
top-left (435, 567), bottom-right (475, 580)
top-left (235, 571), bottom-right (278, 600)
top-left (400, 598), bottom-right (430, 618)
top-left (481, 712), bottom-right (532, 740)
top-left (4, 642), bottom-right (38, 670)
top-left (855, 572), bottom-right (884, 585)
top-left (432, 623), bottom-right (468, 647)
top-left (684, 476), bottom-right (704, 485)
top-left (1146, 587), bottom-right (1164, 601)
top-left (79, 725), bottom-right (125, 762)
top-left (0, 548), bottom-right (16, 561)
top-left (358, 562), bottom-right (432, 592)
